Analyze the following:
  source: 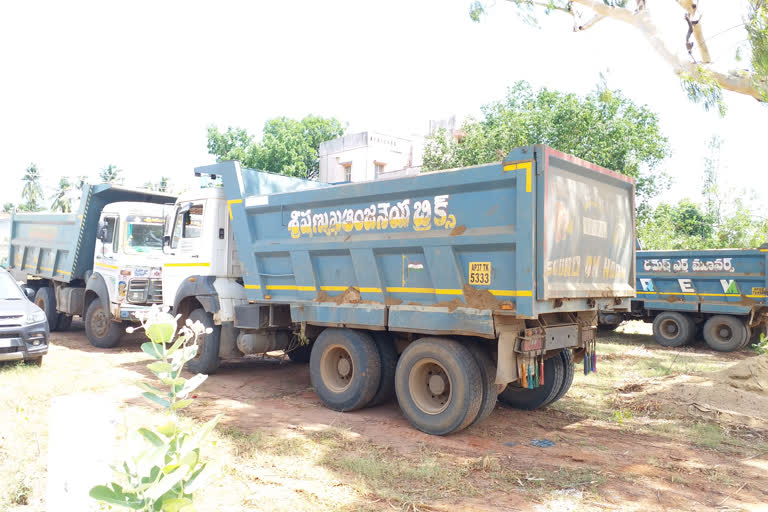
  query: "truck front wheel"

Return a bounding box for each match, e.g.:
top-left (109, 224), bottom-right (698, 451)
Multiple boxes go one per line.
top-left (84, 300), bottom-right (122, 348)
top-left (703, 315), bottom-right (748, 352)
top-left (652, 312), bottom-right (695, 348)
top-left (186, 308), bottom-right (221, 374)
top-left (395, 337), bottom-right (483, 435)
top-left (310, 328), bottom-right (381, 412)
top-left (34, 287), bottom-right (57, 331)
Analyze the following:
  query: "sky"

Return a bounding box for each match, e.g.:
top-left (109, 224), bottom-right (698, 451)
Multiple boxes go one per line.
top-left (0, 0), bottom-right (765, 213)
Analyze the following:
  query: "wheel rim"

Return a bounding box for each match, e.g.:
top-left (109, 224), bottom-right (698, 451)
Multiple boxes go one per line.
top-left (320, 344), bottom-right (354, 393)
top-left (90, 306), bottom-right (109, 338)
top-left (408, 358), bottom-right (452, 415)
top-left (710, 323), bottom-right (734, 344)
top-left (659, 318), bottom-right (680, 340)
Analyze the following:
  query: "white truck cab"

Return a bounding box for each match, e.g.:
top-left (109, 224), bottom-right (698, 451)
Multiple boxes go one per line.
top-left (162, 188), bottom-right (250, 371)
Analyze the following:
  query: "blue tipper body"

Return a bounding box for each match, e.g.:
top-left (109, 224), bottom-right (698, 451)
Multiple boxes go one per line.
top-left (8, 185), bottom-right (175, 282)
top-left (202, 144), bottom-right (636, 338)
top-left (636, 249), bottom-right (768, 316)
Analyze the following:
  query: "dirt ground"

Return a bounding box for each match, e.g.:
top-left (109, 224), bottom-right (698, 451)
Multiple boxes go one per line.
top-left (2, 322), bottom-right (768, 511)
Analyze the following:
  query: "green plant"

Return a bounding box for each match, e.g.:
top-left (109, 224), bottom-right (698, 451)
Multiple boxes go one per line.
top-left (611, 409), bottom-right (632, 426)
top-left (753, 333), bottom-right (768, 355)
top-left (90, 306), bottom-right (221, 511)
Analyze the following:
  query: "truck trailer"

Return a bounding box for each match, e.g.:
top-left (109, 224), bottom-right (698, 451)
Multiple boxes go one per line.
top-left (9, 184), bottom-right (175, 347)
top-left (163, 145), bottom-right (636, 434)
top-left (599, 248), bottom-right (768, 351)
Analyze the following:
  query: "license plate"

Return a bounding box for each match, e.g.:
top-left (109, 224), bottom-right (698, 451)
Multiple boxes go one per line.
top-left (0, 338), bottom-right (20, 348)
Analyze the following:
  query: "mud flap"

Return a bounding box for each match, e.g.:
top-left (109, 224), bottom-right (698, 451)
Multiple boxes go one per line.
top-left (494, 317), bottom-right (526, 386)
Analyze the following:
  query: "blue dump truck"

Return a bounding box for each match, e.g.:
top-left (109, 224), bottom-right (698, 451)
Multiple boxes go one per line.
top-left (164, 145), bottom-right (635, 435)
top-left (9, 184), bottom-right (175, 347)
top-left (599, 249), bottom-right (768, 351)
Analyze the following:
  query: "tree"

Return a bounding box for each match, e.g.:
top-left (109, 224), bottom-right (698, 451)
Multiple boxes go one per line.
top-left (2, 202), bottom-right (14, 213)
top-left (423, 80), bottom-right (670, 208)
top-left (143, 176), bottom-right (171, 193)
top-left (99, 164), bottom-right (123, 184)
top-left (50, 177), bottom-right (73, 213)
top-left (75, 175), bottom-right (89, 190)
top-left (469, 1), bottom-right (768, 111)
top-left (207, 115), bottom-right (346, 179)
top-left (20, 163), bottom-right (44, 212)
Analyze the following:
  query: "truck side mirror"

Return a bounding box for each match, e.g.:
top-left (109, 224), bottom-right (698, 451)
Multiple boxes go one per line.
top-left (25, 287), bottom-right (35, 301)
top-left (96, 221), bottom-right (107, 242)
top-left (163, 235), bottom-right (171, 247)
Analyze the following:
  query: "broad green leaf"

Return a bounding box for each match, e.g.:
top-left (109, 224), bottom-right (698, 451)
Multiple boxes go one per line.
top-left (141, 341), bottom-right (163, 359)
top-left (140, 382), bottom-right (164, 394)
top-left (165, 334), bottom-right (185, 357)
top-left (162, 463), bottom-right (181, 474)
top-left (179, 448), bottom-right (199, 469)
top-left (147, 322), bottom-right (175, 345)
top-left (138, 428), bottom-right (166, 447)
top-left (161, 376), bottom-right (187, 387)
top-left (171, 399), bottom-right (193, 410)
top-left (184, 462), bottom-right (210, 493)
top-left (143, 391), bottom-right (171, 408)
top-left (161, 498), bottom-right (194, 512)
top-left (145, 464), bottom-right (189, 501)
top-left (89, 485), bottom-right (145, 509)
top-left (156, 421), bottom-right (177, 437)
top-left (190, 414), bottom-right (222, 450)
top-left (179, 374), bottom-right (207, 398)
top-left (148, 362), bottom-right (173, 374)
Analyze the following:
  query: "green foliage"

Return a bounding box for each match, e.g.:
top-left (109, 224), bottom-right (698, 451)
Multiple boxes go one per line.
top-left (207, 115), bottom-right (346, 179)
top-left (21, 163), bottom-right (44, 212)
top-left (746, 1), bottom-right (768, 100)
top-left (90, 307), bottom-right (221, 511)
top-left (422, 81), bottom-right (670, 207)
top-left (100, 164), bottom-right (124, 185)
top-left (637, 136), bottom-right (767, 250)
top-left (753, 333), bottom-right (768, 355)
top-left (3, 202), bottom-right (14, 213)
top-left (144, 177), bottom-right (171, 193)
top-left (50, 177), bottom-right (72, 213)
top-left (680, 68), bottom-right (727, 117)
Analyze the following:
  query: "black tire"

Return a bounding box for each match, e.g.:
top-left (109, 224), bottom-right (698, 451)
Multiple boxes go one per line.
top-left (395, 337), bottom-right (483, 435)
top-left (652, 311), bottom-right (695, 347)
top-left (367, 331), bottom-right (398, 407)
top-left (34, 287), bottom-right (57, 331)
top-left (55, 314), bottom-right (73, 331)
top-left (498, 353), bottom-right (565, 410)
top-left (84, 300), bottom-right (123, 348)
top-left (702, 315), bottom-right (749, 352)
top-left (463, 341), bottom-right (497, 426)
top-left (310, 328), bottom-right (381, 412)
top-left (287, 339), bottom-right (313, 364)
top-left (186, 308), bottom-right (221, 374)
top-left (549, 349), bottom-right (575, 406)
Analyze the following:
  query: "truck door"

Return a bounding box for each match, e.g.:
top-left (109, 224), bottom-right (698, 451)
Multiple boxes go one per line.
top-left (162, 201), bottom-right (209, 310)
top-left (94, 215), bottom-right (120, 303)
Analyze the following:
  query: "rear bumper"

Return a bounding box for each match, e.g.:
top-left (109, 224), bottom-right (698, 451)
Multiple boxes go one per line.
top-left (0, 321), bottom-right (49, 361)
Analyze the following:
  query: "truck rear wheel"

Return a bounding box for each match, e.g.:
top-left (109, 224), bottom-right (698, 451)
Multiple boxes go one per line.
top-left (367, 332), bottom-right (398, 407)
top-left (186, 308), bottom-right (221, 374)
top-left (549, 349), bottom-right (575, 406)
top-left (652, 312), bottom-right (695, 347)
top-left (463, 341), bottom-right (497, 426)
top-left (703, 315), bottom-right (748, 352)
top-left (34, 287), bottom-right (57, 331)
top-left (310, 328), bottom-right (381, 412)
top-left (395, 337), bottom-right (483, 435)
top-left (498, 353), bottom-right (565, 410)
top-left (84, 300), bottom-right (123, 348)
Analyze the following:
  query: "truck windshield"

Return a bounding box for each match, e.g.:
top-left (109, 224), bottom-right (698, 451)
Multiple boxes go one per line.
top-left (0, 272), bottom-right (25, 300)
top-left (125, 220), bottom-right (164, 254)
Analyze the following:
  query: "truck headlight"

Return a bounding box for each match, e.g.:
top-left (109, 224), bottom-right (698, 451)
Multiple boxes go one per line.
top-left (26, 310), bottom-right (47, 325)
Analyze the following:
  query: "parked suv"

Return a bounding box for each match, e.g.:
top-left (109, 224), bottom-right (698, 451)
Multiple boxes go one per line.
top-left (0, 269), bottom-right (49, 366)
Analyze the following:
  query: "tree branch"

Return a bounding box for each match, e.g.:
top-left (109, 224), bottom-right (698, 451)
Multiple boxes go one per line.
top-left (575, 13), bottom-right (605, 31)
top-left (677, 0), bottom-right (712, 63)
